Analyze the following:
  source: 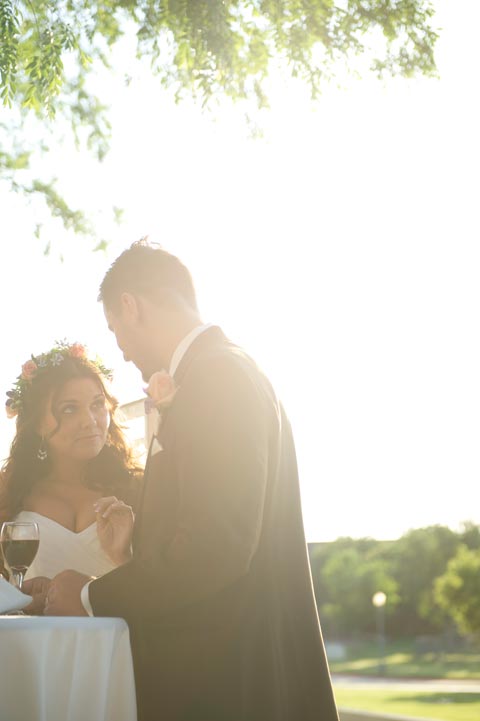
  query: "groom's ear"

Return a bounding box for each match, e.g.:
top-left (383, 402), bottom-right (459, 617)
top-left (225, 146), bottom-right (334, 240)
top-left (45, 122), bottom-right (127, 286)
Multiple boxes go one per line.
top-left (119, 292), bottom-right (141, 324)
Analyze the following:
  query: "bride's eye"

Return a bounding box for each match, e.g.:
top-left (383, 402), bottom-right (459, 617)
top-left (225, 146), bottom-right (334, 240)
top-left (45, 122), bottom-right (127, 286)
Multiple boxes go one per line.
top-left (92, 398), bottom-right (106, 410)
top-left (61, 404), bottom-right (77, 415)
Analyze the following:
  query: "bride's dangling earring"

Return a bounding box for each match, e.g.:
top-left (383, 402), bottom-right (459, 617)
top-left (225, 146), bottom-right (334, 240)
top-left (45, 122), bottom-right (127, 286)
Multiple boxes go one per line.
top-left (37, 436), bottom-right (48, 462)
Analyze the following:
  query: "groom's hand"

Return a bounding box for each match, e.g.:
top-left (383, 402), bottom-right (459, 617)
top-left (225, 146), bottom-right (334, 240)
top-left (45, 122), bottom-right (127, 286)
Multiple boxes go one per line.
top-left (44, 570), bottom-right (90, 616)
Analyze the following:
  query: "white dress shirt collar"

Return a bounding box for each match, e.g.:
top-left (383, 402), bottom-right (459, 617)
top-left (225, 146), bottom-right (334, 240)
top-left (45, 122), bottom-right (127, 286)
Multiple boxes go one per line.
top-left (169, 324), bottom-right (213, 377)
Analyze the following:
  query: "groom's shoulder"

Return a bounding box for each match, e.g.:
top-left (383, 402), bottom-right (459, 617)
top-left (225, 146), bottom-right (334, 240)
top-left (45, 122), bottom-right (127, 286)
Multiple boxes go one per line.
top-left (191, 338), bottom-right (260, 380)
top-left (184, 339), bottom-right (275, 404)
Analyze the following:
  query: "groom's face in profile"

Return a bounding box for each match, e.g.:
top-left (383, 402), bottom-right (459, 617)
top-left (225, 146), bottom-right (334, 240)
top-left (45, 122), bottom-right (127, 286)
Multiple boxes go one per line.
top-left (104, 297), bottom-right (150, 379)
top-left (104, 289), bottom-right (188, 381)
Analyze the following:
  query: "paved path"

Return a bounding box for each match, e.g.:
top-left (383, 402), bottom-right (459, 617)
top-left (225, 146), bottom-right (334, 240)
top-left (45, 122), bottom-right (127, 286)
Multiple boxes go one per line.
top-left (332, 674), bottom-right (480, 693)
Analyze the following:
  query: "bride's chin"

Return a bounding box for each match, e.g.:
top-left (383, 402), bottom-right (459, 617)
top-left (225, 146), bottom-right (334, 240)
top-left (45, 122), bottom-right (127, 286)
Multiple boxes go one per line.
top-left (72, 442), bottom-right (105, 461)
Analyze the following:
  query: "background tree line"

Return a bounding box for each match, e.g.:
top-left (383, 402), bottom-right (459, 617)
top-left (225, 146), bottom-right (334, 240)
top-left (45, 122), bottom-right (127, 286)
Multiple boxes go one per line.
top-left (308, 522), bottom-right (480, 641)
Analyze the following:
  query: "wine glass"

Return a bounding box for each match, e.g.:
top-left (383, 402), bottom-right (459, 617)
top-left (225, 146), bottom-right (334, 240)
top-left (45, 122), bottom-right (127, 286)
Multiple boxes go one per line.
top-left (0, 522), bottom-right (39, 591)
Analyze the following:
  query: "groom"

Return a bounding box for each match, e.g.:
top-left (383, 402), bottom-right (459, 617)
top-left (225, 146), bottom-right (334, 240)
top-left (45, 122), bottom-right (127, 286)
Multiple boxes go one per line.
top-left (41, 240), bottom-right (339, 721)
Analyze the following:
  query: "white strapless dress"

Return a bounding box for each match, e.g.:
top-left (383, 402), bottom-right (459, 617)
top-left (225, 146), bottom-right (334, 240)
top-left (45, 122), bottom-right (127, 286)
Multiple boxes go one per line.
top-left (14, 511), bottom-right (117, 580)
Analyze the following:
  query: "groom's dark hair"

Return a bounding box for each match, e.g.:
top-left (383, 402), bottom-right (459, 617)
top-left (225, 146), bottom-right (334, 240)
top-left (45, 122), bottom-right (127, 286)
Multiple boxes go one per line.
top-left (99, 238), bottom-right (198, 312)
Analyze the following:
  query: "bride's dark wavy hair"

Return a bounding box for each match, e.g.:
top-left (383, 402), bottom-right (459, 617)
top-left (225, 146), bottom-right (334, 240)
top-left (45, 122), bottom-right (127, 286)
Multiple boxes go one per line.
top-left (0, 356), bottom-right (142, 523)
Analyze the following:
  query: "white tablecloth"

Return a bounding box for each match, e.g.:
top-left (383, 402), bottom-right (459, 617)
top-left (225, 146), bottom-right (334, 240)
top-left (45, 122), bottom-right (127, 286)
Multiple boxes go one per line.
top-left (0, 616), bottom-right (137, 721)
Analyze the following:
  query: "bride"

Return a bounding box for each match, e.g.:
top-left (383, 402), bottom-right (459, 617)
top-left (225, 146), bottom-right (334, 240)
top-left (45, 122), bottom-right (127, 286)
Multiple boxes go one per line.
top-left (0, 341), bottom-right (142, 610)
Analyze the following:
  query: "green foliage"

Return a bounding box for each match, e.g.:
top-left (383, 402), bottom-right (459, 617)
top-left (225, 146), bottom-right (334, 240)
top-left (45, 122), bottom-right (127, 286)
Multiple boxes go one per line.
top-left (0, 1), bottom-right (439, 112)
top-left (320, 545), bottom-right (399, 636)
top-left (0, 1), bottom-right (439, 243)
top-left (0, 1), bottom-right (19, 106)
top-left (435, 545), bottom-right (480, 637)
top-left (459, 521), bottom-right (480, 551)
top-left (28, 180), bottom-right (92, 235)
top-left (385, 525), bottom-right (460, 635)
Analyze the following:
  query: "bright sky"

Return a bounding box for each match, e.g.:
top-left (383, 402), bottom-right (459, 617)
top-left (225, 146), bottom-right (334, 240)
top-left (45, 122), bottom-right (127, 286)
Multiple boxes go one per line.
top-left (0, 0), bottom-right (478, 542)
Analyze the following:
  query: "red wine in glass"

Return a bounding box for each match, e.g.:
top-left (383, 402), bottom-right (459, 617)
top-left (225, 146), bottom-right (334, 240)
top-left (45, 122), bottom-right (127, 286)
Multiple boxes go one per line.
top-left (0, 522), bottom-right (39, 591)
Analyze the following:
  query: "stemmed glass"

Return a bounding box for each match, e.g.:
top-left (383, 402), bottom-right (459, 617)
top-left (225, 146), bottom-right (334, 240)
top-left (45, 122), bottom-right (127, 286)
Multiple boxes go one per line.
top-left (0, 522), bottom-right (39, 591)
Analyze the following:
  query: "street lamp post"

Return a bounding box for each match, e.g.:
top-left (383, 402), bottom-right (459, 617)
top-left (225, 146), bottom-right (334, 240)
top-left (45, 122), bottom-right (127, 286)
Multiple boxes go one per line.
top-left (372, 591), bottom-right (387, 676)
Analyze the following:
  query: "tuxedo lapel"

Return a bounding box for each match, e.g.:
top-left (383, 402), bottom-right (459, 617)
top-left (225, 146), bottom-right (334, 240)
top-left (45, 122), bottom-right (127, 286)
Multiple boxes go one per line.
top-left (134, 326), bottom-right (227, 550)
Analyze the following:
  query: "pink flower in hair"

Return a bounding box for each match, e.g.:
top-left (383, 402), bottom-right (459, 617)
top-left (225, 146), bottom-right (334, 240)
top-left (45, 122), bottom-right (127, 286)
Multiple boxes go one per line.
top-left (21, 360), bottom-right (38, 381)
top-left (70, 343), bottom-right (86, 358)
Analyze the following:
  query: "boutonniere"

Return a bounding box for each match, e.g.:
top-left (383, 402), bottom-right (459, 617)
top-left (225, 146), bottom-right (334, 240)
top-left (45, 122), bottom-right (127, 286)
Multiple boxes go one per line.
top-left (144, 371), bottom-right (178, 415)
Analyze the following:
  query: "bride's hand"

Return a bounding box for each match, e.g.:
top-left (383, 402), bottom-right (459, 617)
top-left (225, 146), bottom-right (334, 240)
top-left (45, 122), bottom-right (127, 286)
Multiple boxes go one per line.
top-left (22, 576), bottom-right (51, 615)
top-left (94, 496), bottom-right (134, 567)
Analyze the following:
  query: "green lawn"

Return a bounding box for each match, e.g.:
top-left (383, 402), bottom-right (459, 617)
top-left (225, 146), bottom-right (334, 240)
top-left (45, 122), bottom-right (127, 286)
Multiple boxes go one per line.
top-left (334, 689), bottom-right (480, 721)
top-left (328, 639), bottom-right (480, 679)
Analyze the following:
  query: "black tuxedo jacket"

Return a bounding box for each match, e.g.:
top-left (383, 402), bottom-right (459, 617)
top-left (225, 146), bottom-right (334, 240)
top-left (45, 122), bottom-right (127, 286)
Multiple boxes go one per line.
top-left (89, 327), bottom-right (339, 721)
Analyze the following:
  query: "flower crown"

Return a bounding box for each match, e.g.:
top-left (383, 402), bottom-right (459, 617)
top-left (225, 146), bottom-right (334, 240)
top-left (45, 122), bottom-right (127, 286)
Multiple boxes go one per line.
top-left (5, 340), bottom-right (113, 419)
